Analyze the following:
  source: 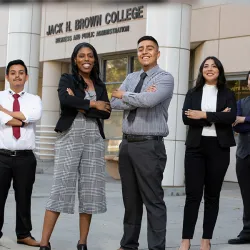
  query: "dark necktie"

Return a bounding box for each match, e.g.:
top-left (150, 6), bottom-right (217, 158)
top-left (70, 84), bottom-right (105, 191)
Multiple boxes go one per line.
top-left (127, 72), bottom-right (147, 122)
top-left (12, 94), bottom-right (21, 139)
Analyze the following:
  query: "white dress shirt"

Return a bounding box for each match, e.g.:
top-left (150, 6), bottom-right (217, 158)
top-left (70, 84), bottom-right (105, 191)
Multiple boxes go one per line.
top-left (201, 84), bottom-right (218, 137)
top-left (0, 89), bottom-right (42, 150)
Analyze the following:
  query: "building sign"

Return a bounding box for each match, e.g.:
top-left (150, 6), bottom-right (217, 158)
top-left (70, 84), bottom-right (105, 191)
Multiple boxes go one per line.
top-left (46, 6), bottom-right (144, 43)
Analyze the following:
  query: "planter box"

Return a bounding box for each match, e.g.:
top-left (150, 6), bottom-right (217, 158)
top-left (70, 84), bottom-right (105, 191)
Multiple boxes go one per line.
top-left (105, 155), bottom-right (120, 180)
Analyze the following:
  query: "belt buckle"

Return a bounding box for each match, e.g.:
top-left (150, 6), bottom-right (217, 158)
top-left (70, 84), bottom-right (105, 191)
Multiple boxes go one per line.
top-left (126, 135), bottom-right (133, 142)
top-left (10, 150), bottom-right (17, 157)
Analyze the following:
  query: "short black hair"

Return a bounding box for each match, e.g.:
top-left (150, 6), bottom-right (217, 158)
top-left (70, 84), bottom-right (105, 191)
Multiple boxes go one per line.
top-left (6, 59), bottom-right (28, 75)
top-left (137, 36), bottom-right (159, 47)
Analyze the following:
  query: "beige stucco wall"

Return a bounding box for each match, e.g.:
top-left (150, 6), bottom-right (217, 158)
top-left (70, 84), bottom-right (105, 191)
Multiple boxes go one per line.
top-left (0, 6), bottom-right (9, 68)
top-left (192, 3), bottom-right (250, 75)
top-left (40, 2), bottom-right (146, 61)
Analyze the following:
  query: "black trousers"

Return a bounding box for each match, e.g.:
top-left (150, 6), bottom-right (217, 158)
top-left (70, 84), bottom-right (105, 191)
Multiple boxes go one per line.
top-left (119, 139), bottom-right (167, 250)
top-left (0, 151), bottom-right (36, 239)
top-left (236, 155), bottom-right (250, 239)
top-left (182, 136), bottom-right (230, 239)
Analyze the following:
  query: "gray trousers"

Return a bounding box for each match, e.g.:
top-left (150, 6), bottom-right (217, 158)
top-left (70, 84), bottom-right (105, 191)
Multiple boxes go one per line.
top-left (119, 139), bottom-right (167, 250)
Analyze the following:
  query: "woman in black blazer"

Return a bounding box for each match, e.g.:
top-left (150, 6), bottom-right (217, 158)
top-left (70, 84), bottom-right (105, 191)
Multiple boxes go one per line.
top-left (179, 56), bottom-right (236, 250)
top-left (39, 42), bottom-right (111, 250)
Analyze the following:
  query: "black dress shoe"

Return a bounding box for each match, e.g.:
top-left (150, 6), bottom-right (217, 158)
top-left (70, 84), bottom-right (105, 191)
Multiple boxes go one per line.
top-left (228, 237), bottom-right (250, 244)
top-left (39, 242), bottom-right (51, 250)
top-left (77, 242), bottom-right (87, 250)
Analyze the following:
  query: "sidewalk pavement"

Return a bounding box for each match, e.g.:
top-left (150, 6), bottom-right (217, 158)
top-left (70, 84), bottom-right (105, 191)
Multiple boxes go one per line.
top-left (0, 173), bottom-right (249, 250)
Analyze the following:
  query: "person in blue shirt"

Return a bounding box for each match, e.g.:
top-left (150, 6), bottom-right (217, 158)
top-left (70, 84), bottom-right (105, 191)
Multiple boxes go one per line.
top-left (229, 71), bottom-right (250, 245)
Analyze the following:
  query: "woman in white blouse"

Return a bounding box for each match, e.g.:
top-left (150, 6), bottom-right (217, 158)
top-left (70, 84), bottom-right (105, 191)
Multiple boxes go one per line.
top-left (179, 56), bottom-right (236, 250)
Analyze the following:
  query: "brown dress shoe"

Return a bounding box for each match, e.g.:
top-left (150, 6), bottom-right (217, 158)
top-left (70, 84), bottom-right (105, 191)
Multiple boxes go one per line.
top-left (17, 236), bottom-right (40, 247)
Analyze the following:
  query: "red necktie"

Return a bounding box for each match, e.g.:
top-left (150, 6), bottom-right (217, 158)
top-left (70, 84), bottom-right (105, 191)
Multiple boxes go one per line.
top-left (12, 94), bottom-right (21, 139)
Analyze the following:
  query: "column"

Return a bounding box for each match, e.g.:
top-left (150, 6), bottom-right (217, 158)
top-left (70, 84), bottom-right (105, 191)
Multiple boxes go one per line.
top-left (36, 61), bottom-right (69, 160)
top-left (146, 2), bottom-right (192, 188)
top-left (5, 3), bottom-right (41, 95)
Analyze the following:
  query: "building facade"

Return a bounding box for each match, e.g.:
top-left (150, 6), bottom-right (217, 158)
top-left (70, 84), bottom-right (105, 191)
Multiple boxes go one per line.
top-left (0, 0), bottom-right (249, 185)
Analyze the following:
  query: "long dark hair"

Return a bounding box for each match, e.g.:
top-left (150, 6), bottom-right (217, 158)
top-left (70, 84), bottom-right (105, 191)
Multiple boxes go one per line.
top-left (71, 42), bottom-right (102, 91)
top-left (194, 56), bottom-right (226, 91)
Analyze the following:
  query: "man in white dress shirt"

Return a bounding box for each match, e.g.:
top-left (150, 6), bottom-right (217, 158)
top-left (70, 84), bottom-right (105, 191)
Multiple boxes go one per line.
top-left (0, 59), bottom-right (42, 247)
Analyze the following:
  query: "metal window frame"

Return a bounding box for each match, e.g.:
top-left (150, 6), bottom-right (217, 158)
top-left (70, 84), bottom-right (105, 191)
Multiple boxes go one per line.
top-left (100, 52), bottom-right (138, 84)
top-left (226, 72), bottom-right (248, 81)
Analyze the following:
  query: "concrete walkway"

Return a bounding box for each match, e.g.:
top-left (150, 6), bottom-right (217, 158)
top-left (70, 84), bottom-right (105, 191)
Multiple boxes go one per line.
top-left (0, 173), bottom-right (249, 250)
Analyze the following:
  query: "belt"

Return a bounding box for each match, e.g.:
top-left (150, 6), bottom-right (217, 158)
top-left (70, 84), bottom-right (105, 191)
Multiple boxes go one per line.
top-left (0, 149), bottom-right (33, 157)
top-left (123, 134), bottom-right (163, 142)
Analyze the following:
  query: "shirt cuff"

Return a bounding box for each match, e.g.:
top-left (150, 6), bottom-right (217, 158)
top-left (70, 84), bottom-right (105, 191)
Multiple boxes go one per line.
top-left (0, 112), bottom-right (13, 125)
top-left (245, 116), bottom-right (250, 123)
top-left (21, 111), bottom-right (29, 123)
top-left (122, 92), bottom-right (134, 102)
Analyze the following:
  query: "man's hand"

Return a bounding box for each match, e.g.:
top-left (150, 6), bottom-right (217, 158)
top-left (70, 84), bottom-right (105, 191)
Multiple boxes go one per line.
top-left (0, 105), bottom-right (26, 120)
top-left (112, 89), bottom-right (125, 99)
top-left (146, 84), bottom-right (157, 92)
top-left (6, 118), bottom-right (22, 127)
top-left (185, 109), bottom-right (207, 120)
top-left (233, 116), bottom-right (246, 126)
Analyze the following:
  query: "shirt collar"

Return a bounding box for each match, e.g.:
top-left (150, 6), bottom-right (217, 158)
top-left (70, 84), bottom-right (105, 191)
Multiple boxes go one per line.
top-left (8, 88), bottom-right (25, 97)
top-left (140, 64), bottom-right (159, 77)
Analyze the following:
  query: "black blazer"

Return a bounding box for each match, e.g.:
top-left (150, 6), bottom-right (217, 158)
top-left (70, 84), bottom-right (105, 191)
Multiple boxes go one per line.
top-left (183, 86), bottom-right (236, 148)
top-left (55, 73), bottom-right (111, 139)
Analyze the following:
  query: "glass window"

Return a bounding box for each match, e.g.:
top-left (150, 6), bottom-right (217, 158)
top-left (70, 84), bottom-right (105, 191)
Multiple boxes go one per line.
top-left (227, 78), bottom-right (250, 101)
top-left (104, 111), bottom-right (123, 155)
top-left (103, 57), bottom-right (127, 155)
top-left (104, 57), bottom-right (128, 83)
top-left (130, 56), bottom-right (141, 72)
top-left (104, 57), bottom-right (128, 100)
top-left (227, 80), bottom-right (241, 100)
top-left (102, 54), bottom-right (140, 155)
top-left (106, 83), bottom-right (120, 100)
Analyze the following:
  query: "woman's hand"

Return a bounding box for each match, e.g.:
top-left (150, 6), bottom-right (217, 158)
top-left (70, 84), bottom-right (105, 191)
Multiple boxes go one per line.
top-left (67, 88), bottom-right (74, 96)
top-left (78, 109), bottom-right (86, 114)
top-left (222, 107), bottom-right (231, 112)
top-left (185, 109), bottom-right (206, 119)
top-left (91, 101), bottom-right (111, 113)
